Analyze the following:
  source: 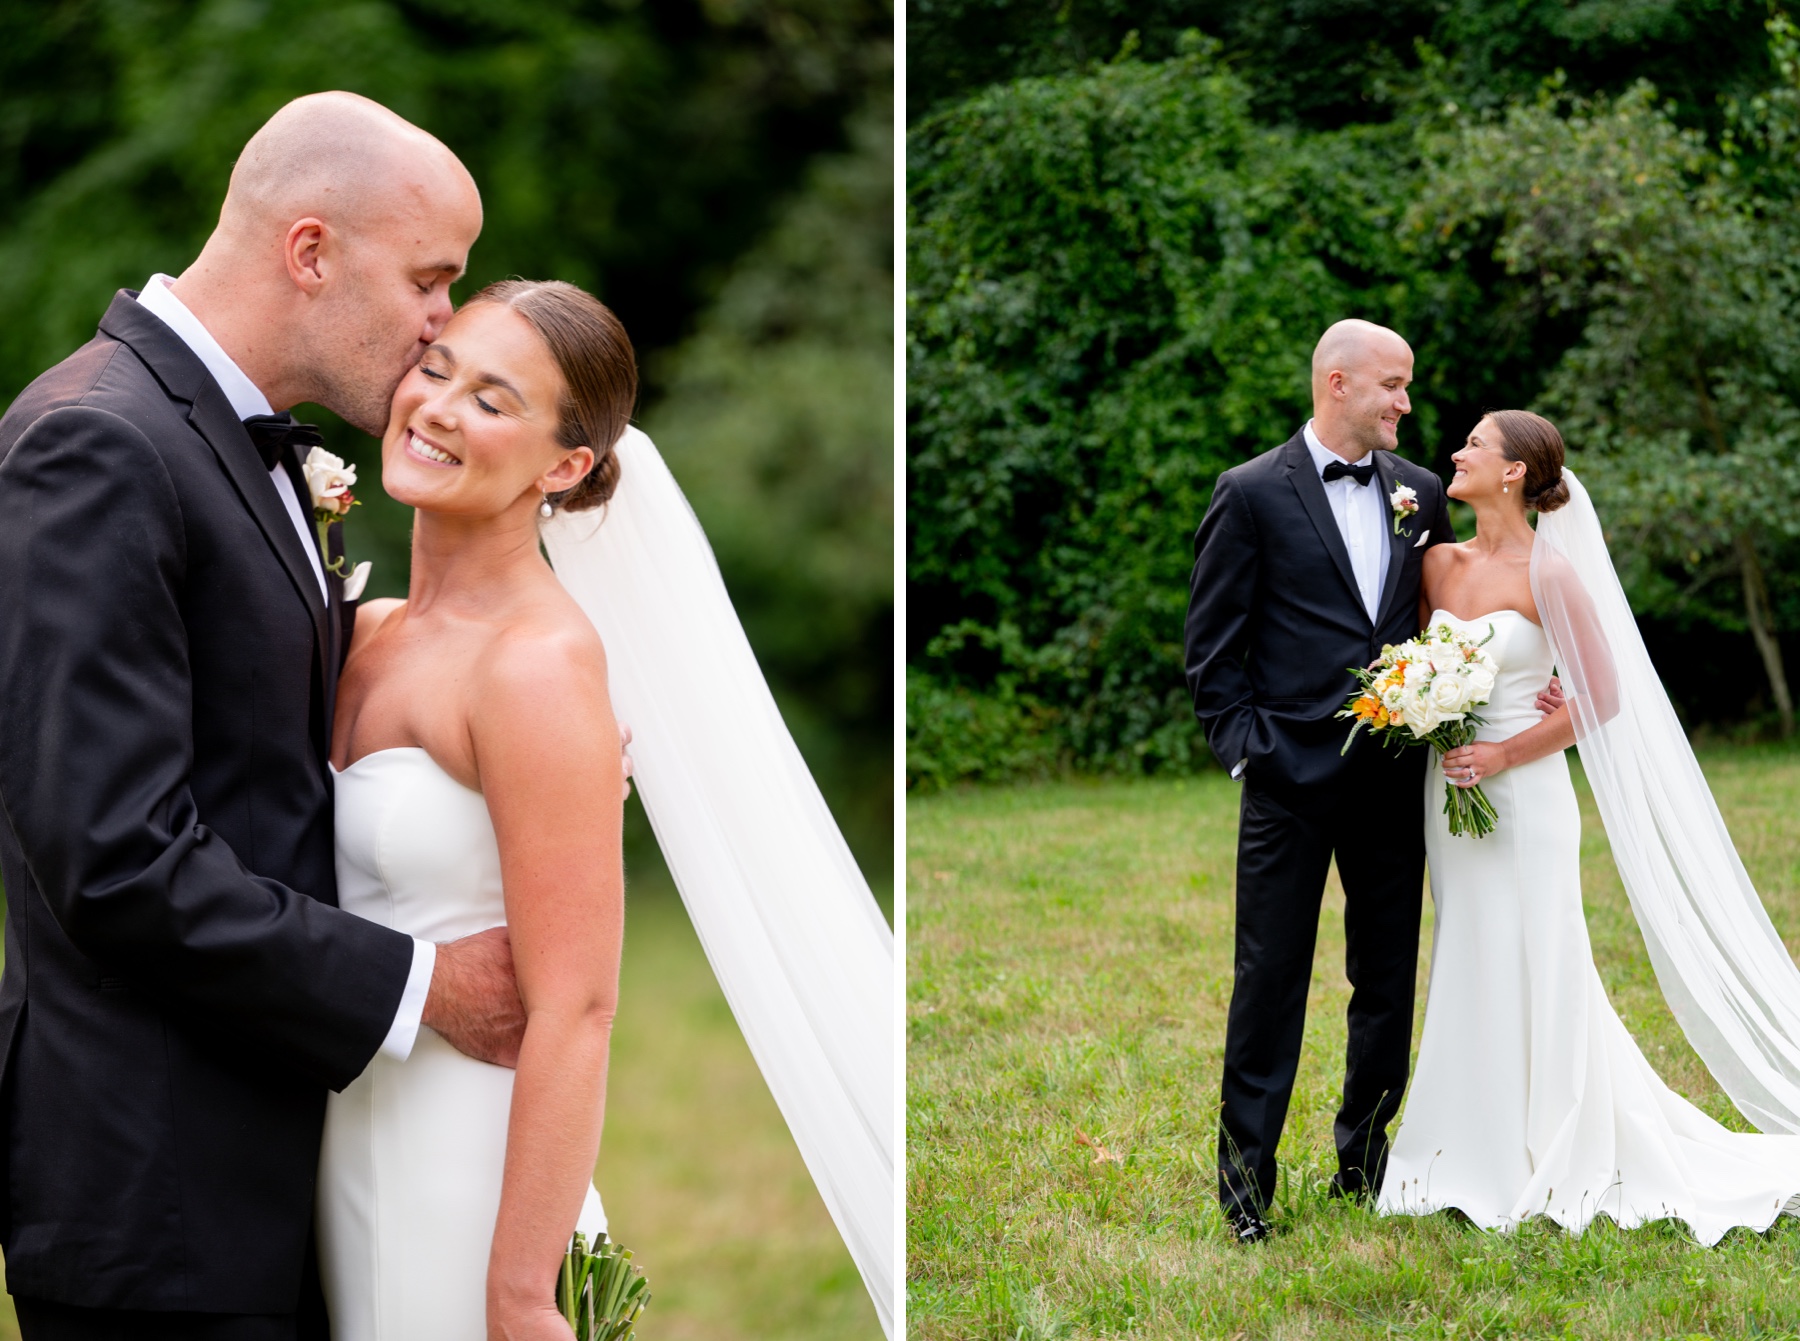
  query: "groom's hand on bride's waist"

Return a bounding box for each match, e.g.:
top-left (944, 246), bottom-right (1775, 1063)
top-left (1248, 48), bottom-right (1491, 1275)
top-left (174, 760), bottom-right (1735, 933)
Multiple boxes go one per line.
top-left (421, 926), bottom-right (527, 1067)
top-left (1536, 675), bottom-right (1565, 717)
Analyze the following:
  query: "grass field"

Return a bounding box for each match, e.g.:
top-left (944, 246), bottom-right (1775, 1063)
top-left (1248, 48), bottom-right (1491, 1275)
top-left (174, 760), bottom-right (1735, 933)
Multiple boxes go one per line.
top-left (0, 856), bottom-right (882, 1340)
top-left (907, 746), bottom-right (1800, 1339)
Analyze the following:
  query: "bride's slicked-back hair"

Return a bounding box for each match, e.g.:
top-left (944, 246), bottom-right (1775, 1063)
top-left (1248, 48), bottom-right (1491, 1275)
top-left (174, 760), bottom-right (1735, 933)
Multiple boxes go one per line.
top-left (1487, 409), bottom-right (1570, 514)
top-left (463, 279), bottom-right (637, 513)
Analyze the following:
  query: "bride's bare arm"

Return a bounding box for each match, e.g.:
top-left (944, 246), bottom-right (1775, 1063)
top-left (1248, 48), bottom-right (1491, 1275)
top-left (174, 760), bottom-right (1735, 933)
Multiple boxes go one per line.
top-left (1442, 556), bottom-right (1620, 787)
top-left (473, 623), bottom-right (625, 1341)
top-left (1441, 705), bottom-right (1576, 787)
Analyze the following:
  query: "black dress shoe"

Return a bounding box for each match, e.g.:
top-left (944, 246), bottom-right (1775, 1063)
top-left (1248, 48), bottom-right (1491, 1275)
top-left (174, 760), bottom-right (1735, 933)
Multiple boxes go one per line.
top-left (1227, 1206), bottom-right (1272, 1243)
top-left (1329, 1171), bottom-right (1372, 1203)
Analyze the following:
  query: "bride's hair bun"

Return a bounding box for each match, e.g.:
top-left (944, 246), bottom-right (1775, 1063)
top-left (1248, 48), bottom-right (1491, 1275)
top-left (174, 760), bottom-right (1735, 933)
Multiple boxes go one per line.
top-left (463, 279), bottom-right (638, 514)
top-left (1486, 409), bottom-right (1569, 514)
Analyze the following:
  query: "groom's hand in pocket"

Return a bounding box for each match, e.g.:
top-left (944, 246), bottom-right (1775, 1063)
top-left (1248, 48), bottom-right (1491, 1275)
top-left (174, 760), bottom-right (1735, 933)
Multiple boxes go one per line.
top-left (422, 926), bottom-right (527, 1067)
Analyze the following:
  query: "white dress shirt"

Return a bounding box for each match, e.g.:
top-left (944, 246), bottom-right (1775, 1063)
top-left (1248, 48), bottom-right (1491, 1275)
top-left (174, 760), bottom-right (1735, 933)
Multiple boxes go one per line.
top-left (1303, 419), bottom-right (1389, 621)
top-left (134, 274), bottom-right (435, 1063)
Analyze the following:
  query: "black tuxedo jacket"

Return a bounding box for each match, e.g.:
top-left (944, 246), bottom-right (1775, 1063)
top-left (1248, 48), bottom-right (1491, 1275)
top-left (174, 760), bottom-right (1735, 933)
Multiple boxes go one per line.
top-left (0, 293), bottom-right (414, 1312)
top-left (1184, 430), bottom-right (1456, 793)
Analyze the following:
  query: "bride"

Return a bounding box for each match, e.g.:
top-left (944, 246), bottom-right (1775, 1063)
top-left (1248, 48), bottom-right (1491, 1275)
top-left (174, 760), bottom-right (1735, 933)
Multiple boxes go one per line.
top-left (314, 280), bottom-right (894, 1337)
top-left (1378, 408), bottom-right (1800, 1243)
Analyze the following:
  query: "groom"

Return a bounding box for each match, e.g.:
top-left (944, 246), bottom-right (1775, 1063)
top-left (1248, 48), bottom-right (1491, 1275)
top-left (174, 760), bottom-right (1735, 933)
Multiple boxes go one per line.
top-left (0, 95), bottom-right (524, 1338)
top-left (1184, 320), bottom-right (1455, 1242)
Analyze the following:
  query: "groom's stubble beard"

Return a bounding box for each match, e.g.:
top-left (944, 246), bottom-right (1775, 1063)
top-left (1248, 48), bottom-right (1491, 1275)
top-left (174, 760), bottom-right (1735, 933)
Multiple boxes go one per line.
top-left (1346, 392), bottom-right (1403, 456)
top-left (295, 264), bottom-right (423, 437)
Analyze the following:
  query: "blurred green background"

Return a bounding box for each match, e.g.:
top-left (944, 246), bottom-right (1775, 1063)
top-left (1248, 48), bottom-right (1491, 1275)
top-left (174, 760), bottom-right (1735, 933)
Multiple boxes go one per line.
top-left (907, 0), bottom-right (1800, 788)
top-left (0, 0), bottom-right (892, 1334)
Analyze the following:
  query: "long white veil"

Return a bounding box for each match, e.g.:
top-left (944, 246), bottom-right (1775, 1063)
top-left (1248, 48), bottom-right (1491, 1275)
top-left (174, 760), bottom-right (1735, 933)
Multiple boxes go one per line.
top-left (1532, 468), bottom-right (1800, 1132)
top-left (542, 427), bottom-right (895, 1334)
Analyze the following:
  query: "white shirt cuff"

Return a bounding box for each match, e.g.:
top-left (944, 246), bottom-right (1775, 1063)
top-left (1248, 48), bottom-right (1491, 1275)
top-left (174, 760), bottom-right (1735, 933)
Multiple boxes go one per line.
top-left (378, 937), bottom-right (437, 1061)
top-left (1231, 758), bottom-right (1248, 780)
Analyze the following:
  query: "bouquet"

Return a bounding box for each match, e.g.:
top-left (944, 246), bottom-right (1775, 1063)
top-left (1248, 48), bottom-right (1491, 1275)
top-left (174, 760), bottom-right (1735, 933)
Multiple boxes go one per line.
top-left (558, 1231), bottom-right (651, 1341)
top-left (1337, 622), bottom-right (1501, 838)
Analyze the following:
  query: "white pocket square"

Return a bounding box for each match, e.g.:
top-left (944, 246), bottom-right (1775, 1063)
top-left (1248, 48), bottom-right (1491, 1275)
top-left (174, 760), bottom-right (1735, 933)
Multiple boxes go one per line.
top-left (342, 559), bottom-right (372, 602)
top-left (1412, 529), bottom-right (1430, 549)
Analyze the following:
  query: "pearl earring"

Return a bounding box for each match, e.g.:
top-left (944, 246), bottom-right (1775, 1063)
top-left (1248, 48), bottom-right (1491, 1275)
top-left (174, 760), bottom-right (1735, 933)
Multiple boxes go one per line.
top-left (1503, 484), bottom-right (1509, 494)
top-left (539, 496), bottom-right (553, 518)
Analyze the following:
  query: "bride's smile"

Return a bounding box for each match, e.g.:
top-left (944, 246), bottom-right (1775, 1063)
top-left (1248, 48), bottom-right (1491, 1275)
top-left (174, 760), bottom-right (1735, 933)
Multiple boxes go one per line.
top-left (403, 427), bottom-right (462, 466)
top-left (379, 299), bottom-right (594, 524)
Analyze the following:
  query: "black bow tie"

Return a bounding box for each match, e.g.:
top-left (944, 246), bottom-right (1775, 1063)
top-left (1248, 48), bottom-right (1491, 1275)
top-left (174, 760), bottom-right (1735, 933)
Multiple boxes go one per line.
top-left (1322, 458), bottom-right (1376, 487)
top-left (243, 413), bottom-right (324, 472)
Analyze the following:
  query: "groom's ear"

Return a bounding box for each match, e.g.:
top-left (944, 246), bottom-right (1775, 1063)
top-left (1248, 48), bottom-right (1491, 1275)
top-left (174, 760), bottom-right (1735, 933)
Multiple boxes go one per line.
top-left (284, 217), bottom-right (331, 295)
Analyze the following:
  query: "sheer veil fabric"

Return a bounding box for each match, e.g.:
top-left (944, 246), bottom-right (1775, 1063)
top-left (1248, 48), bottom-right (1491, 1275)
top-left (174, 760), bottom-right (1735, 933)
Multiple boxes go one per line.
top-left (543, 428), bottom-right (895, 1336)
top-left (1532, 469), bottom-right (1800, 1134)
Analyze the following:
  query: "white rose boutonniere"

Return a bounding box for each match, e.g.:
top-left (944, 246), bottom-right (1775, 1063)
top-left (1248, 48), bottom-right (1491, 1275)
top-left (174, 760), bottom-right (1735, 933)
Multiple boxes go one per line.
top-left (1389, 482), bottom-right (1419, 535)
top-left (302, 446), bottom-right (360, 577)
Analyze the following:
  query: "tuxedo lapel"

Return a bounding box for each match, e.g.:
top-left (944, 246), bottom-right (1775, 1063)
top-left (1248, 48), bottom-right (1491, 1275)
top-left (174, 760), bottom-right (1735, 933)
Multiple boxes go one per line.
top-left (1372, 452), bottom-right (1412, 627)
top-left (1282, 436), bottom-right (1365, 621)
top-left (99, 295), bottom-right (334, 730)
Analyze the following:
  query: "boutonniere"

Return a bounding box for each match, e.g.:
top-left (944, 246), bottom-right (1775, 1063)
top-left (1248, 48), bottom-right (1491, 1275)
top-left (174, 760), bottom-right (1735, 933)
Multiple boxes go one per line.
top-left (302, 446), bottom-right (360, 576)
top-left (1389, 483), bottom-right (1420, 535)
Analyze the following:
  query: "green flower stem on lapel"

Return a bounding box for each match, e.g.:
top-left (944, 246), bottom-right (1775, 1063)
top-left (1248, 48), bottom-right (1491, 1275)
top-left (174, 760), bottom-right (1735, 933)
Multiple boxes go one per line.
top-left (301, 446), bottom-right (359, 577)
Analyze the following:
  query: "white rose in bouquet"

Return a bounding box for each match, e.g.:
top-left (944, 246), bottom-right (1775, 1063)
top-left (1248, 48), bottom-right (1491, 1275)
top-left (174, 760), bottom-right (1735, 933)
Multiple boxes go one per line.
top-left (1429, 671), bottom-right (1472, 717)
top-left (1427, 641), bottom-right (1465, 676)
top-left (1465, 661), bottom-right (1497, 702)
top-left (1400, 695), bottom-right (1443, 737)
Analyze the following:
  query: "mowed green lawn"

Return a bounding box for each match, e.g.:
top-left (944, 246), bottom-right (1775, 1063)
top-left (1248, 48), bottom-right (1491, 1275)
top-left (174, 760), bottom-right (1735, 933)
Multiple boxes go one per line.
top-left (0, 859), bottom-right (882, 1340)
top-left (907, 747), bottom-right (1800, 1340)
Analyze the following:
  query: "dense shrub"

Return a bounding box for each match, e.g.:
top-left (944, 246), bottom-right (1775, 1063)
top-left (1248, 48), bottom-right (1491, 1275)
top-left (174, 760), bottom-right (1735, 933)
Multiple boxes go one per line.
top-left (907, 46), bottom-right (1423, 783)
top-left (907, 21), bottom-right (1800, 790)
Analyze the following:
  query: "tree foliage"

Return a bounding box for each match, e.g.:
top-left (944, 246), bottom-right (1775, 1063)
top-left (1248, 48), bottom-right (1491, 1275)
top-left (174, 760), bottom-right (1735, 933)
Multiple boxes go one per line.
top-left (907, 0), bottom-right (1775, 129)
top-left (0, 0), bottom-right (894, 868)
top-left (908, 13), bottom-right (1800, 788)
top-left (908, 45), bottom-right (1425, 778)
top-left (1415, 51), bottom-right (1800, 735)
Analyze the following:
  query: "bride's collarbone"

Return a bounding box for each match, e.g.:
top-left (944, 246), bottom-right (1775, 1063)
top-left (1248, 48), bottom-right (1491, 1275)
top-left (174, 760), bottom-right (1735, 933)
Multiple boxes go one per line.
top-left (1425, 560), bottom-right (1538, 627)
top-left (335, 642), bottom-right (485, 790)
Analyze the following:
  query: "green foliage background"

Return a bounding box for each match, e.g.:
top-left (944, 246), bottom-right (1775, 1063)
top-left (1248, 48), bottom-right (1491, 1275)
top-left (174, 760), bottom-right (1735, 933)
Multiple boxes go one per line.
top-left (907, 0), bottom-right (1800, 789)
top-left (0, 0), bottom-right (893, 870)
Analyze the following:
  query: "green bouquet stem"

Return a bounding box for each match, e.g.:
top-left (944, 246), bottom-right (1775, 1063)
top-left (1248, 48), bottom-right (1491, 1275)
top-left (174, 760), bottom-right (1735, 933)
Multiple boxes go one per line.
top-left (1431, 720), bottom-right (1497, 839)
top-left (558, 1231), bottom-right (650, 1341)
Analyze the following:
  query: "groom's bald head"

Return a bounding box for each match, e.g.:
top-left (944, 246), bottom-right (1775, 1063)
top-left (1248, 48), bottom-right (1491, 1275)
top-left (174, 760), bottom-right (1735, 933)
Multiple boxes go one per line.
top-left (218, 92), bottom-right (478, 244)
top-left (174, 92), bottom-right (483, 434)
top-left (1310, 318), bottom-right (1413, 457)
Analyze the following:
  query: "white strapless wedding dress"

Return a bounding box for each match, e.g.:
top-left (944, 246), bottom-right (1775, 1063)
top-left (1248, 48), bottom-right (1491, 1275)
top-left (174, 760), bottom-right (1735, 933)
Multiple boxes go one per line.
top-left (316, 747), bottom-right (606, 1340)
top-left (1378, 610), bottom-right (1800, 1244)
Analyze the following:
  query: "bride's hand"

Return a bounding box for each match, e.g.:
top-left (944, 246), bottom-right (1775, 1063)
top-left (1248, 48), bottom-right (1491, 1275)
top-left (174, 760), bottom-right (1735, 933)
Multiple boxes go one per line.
top-left (1441, 741), bottom-right (1507, 788)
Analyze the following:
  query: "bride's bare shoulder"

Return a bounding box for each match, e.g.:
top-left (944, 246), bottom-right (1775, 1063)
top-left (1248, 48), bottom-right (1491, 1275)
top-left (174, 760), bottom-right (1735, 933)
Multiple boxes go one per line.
top-left (475, 594), bottom-right (612, 729)
top-left (347, 597), bottom-right (406, 662)
top-left (1421, 540), bottom-right (1471, 579)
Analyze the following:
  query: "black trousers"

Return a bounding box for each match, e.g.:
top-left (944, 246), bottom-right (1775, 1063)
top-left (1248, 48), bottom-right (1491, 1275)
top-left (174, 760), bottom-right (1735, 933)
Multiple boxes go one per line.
top-left (13, 1299), bottom-right (299, 1340)
top-left (1217, 757), bottom-right (1427, 1216)
top-left (14, 1231), bottom-right (330, 1341)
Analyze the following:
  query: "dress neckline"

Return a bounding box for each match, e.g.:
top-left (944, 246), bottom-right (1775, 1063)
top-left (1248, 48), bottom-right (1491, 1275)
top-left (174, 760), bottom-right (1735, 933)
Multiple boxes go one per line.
top-left (332, 744), bottom-right (485, 795)
top-left (1429, 607), bottom-right (1538, 628)
top-left (330, 744), bottom-right (428, 776)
